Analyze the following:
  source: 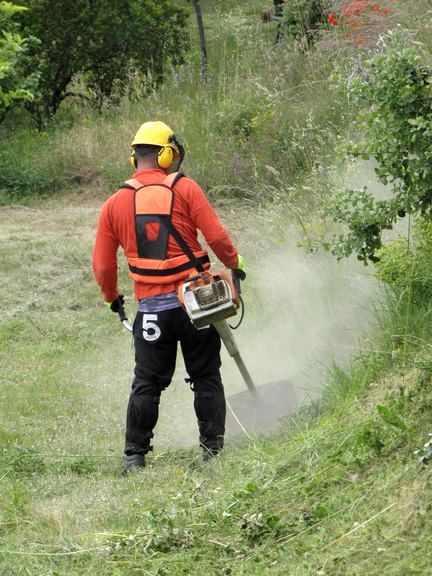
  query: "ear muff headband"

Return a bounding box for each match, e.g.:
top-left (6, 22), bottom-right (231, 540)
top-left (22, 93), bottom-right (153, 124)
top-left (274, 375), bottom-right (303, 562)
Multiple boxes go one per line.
top-left (169, 134), bottom-right (185, 171)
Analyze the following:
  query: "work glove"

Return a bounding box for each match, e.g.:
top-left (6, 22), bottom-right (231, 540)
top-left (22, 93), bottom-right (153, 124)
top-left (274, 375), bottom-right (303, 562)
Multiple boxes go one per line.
top-left (105, 294), bottom-right (125, 313)
top-left (233, 254), bottom-right (246, 281)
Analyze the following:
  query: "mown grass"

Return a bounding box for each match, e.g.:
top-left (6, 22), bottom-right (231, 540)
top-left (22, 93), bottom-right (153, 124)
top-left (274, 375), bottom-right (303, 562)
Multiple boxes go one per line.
top-left (2, 319), bottom-right (432, 575)
top-left (1, 161), bottom-right (432, 576)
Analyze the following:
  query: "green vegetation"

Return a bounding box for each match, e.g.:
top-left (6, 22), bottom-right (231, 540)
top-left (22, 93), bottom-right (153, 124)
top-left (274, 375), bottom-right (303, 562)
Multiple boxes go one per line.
top-left (1, 1), bottom-right (432, 574)
top-left (281, 0), bottom-right (325, 48)
top-left (323, 39), bottom-right (432, 263)
top-left (0, 0), bottom-right (346, 203)
top-left (0, 1), bottom-right (35, 117)
top-left (17, 0), bottom-right (189, 123)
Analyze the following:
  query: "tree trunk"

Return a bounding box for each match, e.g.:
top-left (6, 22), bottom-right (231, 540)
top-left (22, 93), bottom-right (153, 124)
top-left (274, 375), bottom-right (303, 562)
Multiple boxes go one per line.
top-left (192, 0), bottom-right (208, 81)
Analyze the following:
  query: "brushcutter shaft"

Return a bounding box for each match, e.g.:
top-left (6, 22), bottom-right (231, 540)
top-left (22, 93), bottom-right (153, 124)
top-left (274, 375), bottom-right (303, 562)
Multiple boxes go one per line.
top-left (232, 354), bottom-right (257, 393)
top-left (214, 320), bottom-right (257, 393)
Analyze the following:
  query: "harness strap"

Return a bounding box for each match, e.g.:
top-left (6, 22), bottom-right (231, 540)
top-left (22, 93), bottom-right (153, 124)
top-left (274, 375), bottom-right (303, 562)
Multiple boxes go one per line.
top-left (165, 172), bottom-right (205, 272)
top-left (167, 222), bottom-right (205, 273)
top-left (169, 171), bottom-right (185, 188)
top-left (129, 254), bottom-right (210, 277)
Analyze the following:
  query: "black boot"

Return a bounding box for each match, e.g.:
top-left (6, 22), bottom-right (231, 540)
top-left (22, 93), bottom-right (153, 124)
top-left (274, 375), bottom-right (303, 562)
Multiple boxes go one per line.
top-left (194, 388), bottom-right (226, 462)
top-left (123, 453), bottom-right (145, 474)
top-left (202, 446), bottom-right (221, 462)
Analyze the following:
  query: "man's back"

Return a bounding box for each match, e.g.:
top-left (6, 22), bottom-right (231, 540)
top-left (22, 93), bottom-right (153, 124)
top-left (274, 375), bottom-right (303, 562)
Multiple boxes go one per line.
top-left (93, 168), bottom-right (238, 300)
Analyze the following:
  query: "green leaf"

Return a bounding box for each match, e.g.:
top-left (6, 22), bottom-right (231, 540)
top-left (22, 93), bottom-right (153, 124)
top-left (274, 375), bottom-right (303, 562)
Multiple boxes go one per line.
top-left (265, 514), bottom-right (280, 529)
top-left (313, 505), bottom-right (328, 519)
top-left (377, 404), bottom-right (407, 431)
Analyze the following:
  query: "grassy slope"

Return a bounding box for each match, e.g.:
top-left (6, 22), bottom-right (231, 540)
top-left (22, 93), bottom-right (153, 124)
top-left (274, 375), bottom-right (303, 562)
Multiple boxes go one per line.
top-left (1, 2), bottom-right (432, 575)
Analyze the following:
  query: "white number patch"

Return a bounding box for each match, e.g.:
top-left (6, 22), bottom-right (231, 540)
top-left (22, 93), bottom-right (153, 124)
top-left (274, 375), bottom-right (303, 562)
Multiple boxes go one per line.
top-left (142, 313), bottom-right (161, 342)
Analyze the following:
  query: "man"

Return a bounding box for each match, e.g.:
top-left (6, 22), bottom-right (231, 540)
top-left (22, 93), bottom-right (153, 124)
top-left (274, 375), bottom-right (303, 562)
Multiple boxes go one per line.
top-left (92, 121), bottom-right (245, 471)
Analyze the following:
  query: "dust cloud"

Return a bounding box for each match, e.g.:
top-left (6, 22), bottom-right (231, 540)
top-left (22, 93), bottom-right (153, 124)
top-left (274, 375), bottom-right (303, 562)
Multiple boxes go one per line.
top-left (151, 241), bottom-right (378, 446)
top-left (228, 242), bottom-right (377, 403)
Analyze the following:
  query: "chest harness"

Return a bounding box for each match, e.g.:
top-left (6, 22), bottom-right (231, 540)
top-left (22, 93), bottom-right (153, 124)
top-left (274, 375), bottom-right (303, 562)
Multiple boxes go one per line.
top-left (122, 172), bottom-right (210, 285)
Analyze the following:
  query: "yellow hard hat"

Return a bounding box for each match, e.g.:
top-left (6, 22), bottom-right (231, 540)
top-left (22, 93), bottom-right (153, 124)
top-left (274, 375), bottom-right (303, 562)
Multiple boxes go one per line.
top-left (131, 121), bottom-right (181, 169)
top-left (131, 121), bottom-right (179, 152)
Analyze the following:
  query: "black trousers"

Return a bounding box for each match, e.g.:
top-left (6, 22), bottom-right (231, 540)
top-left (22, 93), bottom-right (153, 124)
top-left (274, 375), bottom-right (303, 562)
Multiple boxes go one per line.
top-left (125, 307), bottom-right (226, 455)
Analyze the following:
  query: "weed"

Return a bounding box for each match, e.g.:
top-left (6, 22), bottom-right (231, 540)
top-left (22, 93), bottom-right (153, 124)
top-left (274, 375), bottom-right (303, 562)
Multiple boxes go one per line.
top-left (4, 449), bottom-right (47, 478)
top-left (239, 511), bottom-right (281, 544)
top-left (68, 457), bottom-right (98, 476)
top-left (106, 509), bottom-right (196, 556)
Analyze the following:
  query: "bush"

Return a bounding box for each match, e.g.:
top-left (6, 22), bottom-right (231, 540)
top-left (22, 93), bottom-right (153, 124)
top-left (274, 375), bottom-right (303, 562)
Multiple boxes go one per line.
top-left (0, 1), bottom-right (36, 118)
top-left (18, 0), bottom-right (189, 124)
top-left (375, 220), bottom-right (432, 304)
top-left (281, 0), bottom-right (326, 48)
top-left (323, 37), bottom-right (432, 263)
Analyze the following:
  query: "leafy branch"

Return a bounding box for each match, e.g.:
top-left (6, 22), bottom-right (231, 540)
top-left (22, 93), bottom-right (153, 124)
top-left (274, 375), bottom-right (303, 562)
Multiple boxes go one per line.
top-left (324, 37), bottom-right (432, 263)
top-left (0, 1), bottom-right (34, 116)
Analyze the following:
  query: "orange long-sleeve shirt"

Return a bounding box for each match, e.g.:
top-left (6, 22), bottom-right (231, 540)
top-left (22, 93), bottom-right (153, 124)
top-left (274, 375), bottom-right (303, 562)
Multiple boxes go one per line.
top-left (92, 168), bottom-right (239, 302)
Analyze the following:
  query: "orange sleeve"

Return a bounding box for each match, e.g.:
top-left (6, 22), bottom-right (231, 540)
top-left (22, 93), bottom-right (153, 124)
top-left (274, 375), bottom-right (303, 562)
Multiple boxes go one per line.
top-left (92, 198), bottom-right (120, 302)
top-left (185, 179), bottom-right (239, 269)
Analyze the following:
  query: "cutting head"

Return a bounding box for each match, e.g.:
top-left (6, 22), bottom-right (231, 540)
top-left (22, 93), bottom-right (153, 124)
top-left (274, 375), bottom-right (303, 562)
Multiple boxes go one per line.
top-left (225, 380), bottom-right (298, 437)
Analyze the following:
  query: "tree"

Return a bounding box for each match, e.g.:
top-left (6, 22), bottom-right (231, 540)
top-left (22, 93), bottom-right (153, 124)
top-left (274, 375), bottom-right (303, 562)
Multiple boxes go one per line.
top-left (18, 0), bottom-right (189, 123)
top-left (191, 0), bottom-right (207, 80)
top-left (0, 1), bottom-right (35, 119)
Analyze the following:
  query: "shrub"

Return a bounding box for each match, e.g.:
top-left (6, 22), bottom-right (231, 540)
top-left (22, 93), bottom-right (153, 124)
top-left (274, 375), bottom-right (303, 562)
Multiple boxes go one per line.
top-left (18, 0), bottom-right (189, 124)
top-left (375, 220), bottom-right (432, 304)
top-left (0, 1), bottom-right (36, 118)
top-left (324, 37), bottom-right (432, 263)
top-left (281, 0), bottom-right (326, 48)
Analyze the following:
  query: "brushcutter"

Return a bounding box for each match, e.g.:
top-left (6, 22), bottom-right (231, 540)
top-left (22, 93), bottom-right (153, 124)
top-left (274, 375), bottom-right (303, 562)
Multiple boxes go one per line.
top-left (116, 300), bottom-right (133, 333)
top-left (177, 270), bottom-right (257, 393)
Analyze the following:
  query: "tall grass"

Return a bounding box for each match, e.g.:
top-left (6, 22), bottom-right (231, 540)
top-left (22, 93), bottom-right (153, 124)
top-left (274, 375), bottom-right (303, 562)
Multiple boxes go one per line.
top-left (2, 0), bottom-right (430, 205)
top-left (0, 1), bottom-right (351, 206)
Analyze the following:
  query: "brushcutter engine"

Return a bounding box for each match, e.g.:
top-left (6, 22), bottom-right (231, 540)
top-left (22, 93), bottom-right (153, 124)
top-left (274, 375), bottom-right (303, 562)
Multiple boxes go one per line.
top-left (178, 271), bottom-right (239, 329)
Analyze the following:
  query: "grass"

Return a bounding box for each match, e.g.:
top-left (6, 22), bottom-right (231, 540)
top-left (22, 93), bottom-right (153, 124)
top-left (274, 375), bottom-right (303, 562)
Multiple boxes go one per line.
top-left (1, 158), bottom-right (432, 576)
top-left (2, 1), bottom-right (432, 574)
top-left (1, 337), bottom-right (432, 575)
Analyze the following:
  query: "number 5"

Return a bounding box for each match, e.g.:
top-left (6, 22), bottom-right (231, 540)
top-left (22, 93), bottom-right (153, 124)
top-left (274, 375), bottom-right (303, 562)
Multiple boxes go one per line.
top-left (142, 314), bottom-right (161, 342)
